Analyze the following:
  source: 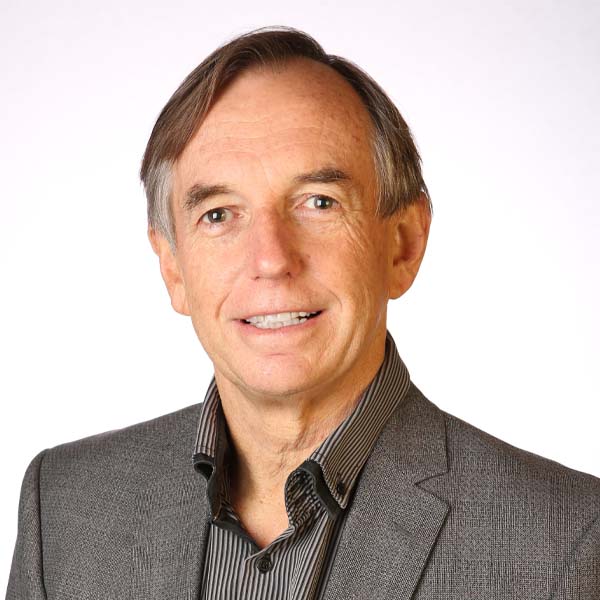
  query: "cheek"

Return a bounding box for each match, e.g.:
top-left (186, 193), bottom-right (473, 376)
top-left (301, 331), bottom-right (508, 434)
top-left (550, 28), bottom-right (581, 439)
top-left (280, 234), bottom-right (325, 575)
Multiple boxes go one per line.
top-left (181, 234), bottom-right (236, 281)
top-left (328, 222), bottom-right (390, 305)
top-left (344, 221), bottom-right (388, 276)
top-left (178, 255), bottom-right (217, 313)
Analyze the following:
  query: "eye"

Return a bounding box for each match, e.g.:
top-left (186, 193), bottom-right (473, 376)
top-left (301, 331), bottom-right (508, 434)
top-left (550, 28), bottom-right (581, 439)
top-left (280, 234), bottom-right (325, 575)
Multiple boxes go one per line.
top-left (200, 207), bottom-right (232, 224)
top-left (303, 194), bottom-right (339, 210)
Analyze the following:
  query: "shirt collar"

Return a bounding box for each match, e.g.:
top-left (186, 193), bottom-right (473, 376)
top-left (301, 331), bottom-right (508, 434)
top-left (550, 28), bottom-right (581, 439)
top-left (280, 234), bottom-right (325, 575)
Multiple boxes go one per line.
top-left (192, 331), bottom-right (410, 515)
top-left (192, 379), bottom-right (229, 514)
top-left (193, 377), bottom-right (221, 470)
top-left (305, 331), bottom-right (410, 509)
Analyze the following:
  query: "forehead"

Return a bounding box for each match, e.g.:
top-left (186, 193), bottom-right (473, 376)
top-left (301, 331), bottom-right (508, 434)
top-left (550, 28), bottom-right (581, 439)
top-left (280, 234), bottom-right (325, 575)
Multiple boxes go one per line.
top-left (173, 59), bottom-right (376, 193)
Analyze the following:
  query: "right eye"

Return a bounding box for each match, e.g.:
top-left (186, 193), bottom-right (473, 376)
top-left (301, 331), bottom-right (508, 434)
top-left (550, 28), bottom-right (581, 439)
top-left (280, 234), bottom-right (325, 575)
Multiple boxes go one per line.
top-left (200, 207), bottom-right (232, 224)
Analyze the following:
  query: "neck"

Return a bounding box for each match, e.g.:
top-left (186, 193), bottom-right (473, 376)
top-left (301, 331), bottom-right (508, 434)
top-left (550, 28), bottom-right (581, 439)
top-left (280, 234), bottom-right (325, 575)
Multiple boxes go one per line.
top-left (221, 382), bottom-right (362, 499)
top-left (212, 335), bottom-right (386, 547)
top-left (215, 342), bottom-right (385, 504)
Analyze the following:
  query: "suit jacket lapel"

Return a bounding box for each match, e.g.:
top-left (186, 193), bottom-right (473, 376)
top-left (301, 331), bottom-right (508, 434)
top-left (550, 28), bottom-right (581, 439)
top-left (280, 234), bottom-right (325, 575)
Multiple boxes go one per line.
top-left (321, 386), bottom-right (449, 600)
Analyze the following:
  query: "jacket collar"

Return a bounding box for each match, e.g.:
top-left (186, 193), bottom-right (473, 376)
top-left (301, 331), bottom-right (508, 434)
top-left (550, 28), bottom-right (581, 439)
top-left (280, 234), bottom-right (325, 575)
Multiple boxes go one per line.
top-left (320, 383), bottom-right (449, 600)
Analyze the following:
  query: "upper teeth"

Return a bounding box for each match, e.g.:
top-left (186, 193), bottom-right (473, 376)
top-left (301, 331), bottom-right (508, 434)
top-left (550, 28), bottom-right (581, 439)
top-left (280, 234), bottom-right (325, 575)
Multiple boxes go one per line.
top-left (245, 311), bottom-right (318, 329)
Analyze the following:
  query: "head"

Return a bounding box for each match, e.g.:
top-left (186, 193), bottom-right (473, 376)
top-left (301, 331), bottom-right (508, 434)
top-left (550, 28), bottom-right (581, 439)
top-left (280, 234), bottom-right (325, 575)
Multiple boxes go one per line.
top-left (141, 27), bottom-right (431, 406)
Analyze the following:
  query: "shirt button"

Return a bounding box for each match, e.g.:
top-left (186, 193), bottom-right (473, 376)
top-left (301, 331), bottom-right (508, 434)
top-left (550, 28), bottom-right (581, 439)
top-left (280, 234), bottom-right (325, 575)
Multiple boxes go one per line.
top-left (336, 481), bottom-right (346, 496)
top-left (257, 555), bottom-right (272, 573)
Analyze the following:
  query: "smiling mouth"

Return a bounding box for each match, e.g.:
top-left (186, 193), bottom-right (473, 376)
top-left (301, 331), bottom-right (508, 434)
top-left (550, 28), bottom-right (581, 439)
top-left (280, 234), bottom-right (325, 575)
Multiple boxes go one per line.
top-left (242, 311), bottom-right (322, 329)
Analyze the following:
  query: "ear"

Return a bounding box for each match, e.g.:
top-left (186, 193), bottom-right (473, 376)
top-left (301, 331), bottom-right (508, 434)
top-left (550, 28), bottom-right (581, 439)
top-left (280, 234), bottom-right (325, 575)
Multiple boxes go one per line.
top-left (388, 194), bottom-right (432, 300)
top-left (148, 228), bottom-right (190, 316)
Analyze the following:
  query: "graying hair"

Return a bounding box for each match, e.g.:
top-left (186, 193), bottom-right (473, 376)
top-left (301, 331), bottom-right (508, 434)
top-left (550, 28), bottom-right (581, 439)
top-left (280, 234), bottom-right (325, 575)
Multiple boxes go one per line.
top-left (141, 27), bottom-right (430, 249)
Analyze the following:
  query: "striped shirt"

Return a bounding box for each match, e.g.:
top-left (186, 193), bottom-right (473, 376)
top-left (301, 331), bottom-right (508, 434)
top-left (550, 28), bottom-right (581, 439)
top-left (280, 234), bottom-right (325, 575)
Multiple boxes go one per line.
top-left (192, 331), bottom-right (410, 600)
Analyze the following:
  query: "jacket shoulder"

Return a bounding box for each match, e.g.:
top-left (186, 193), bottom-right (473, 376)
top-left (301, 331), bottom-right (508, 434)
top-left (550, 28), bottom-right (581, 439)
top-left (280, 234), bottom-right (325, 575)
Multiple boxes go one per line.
top-left (40, 403), bottom-right (203, 491)
top-left (441, 407), bottom-right (600, 495)
top-left (408, 389), bottom-right (600, 597)
top-left (398, 384), bottom-right (600, 521)
top-left (9, 404), bottom-right (206, 599)
top-left (423, 400), bottom-right (600, 544)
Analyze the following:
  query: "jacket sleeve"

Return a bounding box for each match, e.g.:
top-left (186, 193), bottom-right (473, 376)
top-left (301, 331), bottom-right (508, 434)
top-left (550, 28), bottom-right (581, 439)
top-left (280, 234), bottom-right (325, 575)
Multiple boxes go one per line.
top-left (6, 450), bottom-right (48, 600)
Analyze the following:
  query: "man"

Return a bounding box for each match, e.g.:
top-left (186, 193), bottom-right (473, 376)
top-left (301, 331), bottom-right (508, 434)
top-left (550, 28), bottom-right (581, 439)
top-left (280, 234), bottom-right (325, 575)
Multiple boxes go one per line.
top-left (7, 27), bottom-right (600, 599)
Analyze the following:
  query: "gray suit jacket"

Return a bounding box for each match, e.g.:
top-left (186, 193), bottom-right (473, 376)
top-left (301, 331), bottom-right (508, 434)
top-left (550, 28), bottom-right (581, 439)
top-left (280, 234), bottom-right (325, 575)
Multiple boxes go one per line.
top-left (7, 383), bottom-right (600, 599)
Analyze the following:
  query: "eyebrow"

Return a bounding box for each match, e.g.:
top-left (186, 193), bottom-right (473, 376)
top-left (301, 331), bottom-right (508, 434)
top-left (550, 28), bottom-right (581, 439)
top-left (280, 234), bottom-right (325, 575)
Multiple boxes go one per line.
top-left (183, 167), bottom-right (354, 212)
top-left (293, 167), bottom-right (352, 186)
top-left (184, 183), bottom-right (232, 212)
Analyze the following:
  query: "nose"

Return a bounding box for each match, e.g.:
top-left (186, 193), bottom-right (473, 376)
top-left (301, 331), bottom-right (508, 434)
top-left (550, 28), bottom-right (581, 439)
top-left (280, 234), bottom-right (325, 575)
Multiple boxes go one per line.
top-left (246, 210), bottom-right (302, 280)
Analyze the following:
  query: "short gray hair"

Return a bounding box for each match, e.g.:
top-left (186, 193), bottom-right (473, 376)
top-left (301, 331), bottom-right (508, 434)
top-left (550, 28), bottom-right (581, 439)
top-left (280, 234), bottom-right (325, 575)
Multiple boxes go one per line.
top-left (140, 27), bottom-right (430, 249)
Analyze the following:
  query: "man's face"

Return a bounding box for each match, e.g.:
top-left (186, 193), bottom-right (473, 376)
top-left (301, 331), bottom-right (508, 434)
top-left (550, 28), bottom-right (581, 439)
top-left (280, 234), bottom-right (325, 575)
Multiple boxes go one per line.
top-left (158, 60), bottom-right (417, 403)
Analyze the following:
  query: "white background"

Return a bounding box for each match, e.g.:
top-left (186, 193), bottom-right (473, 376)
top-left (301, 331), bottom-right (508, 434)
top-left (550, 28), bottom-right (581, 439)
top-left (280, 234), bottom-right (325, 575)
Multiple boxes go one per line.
top-left (2, 0), bottom-right (599, 587)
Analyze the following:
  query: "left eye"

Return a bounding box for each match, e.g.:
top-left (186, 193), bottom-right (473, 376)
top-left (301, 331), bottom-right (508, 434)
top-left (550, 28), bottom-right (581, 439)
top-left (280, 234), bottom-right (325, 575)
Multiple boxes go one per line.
top-left (303, 195), bottom-right (338, 210)
top-left (200, 207), bottom-right (232, 224)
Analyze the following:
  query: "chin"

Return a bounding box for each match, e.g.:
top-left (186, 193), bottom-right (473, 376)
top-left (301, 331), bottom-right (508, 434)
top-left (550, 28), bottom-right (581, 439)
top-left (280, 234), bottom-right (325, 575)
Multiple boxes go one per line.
top-left (246, 375), bottom-right (316, 399)
top-left (235, 364), bottom-right (324, 400)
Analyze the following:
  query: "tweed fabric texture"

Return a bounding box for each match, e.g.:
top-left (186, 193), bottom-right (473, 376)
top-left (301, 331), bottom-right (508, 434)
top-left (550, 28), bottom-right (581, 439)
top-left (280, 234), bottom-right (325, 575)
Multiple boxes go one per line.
top-left (194, 333), bottom-right (410, 599)
top-left (7, 345), bottom-right (600, 598)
